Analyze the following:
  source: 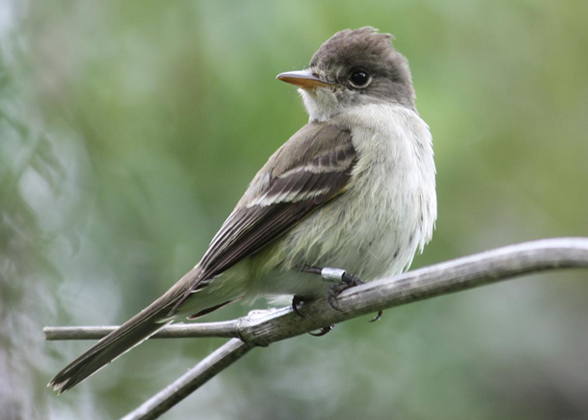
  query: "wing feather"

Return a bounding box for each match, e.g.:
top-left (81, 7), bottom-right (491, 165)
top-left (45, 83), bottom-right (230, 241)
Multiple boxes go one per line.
top-left (178, 122), bottom-right (356, 304)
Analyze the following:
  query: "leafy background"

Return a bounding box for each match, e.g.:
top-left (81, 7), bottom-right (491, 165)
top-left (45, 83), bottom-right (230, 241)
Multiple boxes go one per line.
top-left (1, 1), bottom-right (587, 419)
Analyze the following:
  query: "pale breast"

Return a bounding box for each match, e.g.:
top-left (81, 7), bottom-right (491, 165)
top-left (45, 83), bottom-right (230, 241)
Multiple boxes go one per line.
top-left (257, 105), bottom-right (435, 297)
top-left (323, 104), bottom-right (435, 278)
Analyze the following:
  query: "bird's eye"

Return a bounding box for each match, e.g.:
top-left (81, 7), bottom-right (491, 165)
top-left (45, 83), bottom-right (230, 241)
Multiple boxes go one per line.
top-left (349, 71), bottom-right (370, 88)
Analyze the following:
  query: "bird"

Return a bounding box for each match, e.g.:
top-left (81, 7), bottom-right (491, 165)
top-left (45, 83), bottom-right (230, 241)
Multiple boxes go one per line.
top-left (49, 26), bottom-right (436, 393)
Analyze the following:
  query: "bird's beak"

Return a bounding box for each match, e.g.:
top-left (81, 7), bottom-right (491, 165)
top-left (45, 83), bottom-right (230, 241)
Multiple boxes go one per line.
top-left (276, 70), bottom-right (331, 89)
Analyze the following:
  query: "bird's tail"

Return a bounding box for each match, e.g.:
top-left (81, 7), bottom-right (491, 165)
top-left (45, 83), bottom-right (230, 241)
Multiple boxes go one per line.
top-left (48, 269), bottom-right (198, 394)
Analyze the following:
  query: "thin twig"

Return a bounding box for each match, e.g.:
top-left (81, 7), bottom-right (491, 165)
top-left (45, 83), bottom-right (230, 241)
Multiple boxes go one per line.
top-left (45, 238), bottom-right (588, 419)
top-left (121, 339), bottom-right (252, 420)
top-left (44, 320), bottom-right (240, 340)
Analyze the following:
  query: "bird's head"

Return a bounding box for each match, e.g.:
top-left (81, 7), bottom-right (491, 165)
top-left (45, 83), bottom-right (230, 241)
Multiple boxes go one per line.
top-left (277, 27), bottom-right (416, 122)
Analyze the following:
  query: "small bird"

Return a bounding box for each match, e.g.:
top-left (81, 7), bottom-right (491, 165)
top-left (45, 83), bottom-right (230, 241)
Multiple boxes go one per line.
top-left (49, 27), bottom-right (436, 393)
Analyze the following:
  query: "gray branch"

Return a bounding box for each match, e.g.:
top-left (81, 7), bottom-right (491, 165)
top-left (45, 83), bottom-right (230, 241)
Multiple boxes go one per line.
top-left (45, 237), bottom-right (588, 420)
top-left (121, 339), bottom-right (252, 420)
top-left (44, 321), bottom-right (240, 340)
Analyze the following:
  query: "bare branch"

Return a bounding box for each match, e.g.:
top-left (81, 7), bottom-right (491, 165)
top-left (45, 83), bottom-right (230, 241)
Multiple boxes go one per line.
top-left (44, 321), bottom-right (240, 340)
top-left (121, 339), bottom-right (252, 420)
top-left (45, 237), bottom-right (588, 419)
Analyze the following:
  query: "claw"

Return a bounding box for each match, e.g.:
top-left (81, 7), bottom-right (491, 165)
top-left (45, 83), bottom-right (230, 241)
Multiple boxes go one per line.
top-left (309, 325), bottom-right (334, 336)
top-left (369, 310), bottom-right (383, 322)
top-left (291, 296), bottom-right (305, 318)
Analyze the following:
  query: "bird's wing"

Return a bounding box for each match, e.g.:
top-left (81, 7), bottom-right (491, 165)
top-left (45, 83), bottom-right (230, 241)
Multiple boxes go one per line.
top-left (48, 122), bottom-right (357, 393)
top-left (177, 122), bottom-right (357, 307)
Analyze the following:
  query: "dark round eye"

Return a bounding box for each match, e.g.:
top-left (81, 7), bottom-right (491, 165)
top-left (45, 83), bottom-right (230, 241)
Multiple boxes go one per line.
top-left (349, 71), bottom-right (370, 87)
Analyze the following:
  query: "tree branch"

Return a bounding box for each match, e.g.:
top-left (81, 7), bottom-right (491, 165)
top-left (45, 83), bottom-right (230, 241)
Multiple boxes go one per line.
top-left (121, 339), bottom-right (252, 420)
top-left (44, 321), bottom-right (240, 340)
top-left (45, 237), bottom-right (588, 419)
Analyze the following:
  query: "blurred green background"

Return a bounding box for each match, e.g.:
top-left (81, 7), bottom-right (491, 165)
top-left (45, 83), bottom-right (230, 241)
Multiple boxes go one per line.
top-left (1, 1), bottom-right (587, 419)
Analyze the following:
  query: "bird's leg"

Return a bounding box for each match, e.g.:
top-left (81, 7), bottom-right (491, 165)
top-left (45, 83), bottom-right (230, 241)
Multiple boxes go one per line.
top-left (291, 266), bottom-right (323, 316)
top-left (302, 266), bottom-right (363, 310)
top-left (303, 266), bottom-right (383, 322)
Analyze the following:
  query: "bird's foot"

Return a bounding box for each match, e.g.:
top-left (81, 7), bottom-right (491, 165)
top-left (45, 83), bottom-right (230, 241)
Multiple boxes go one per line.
top-left (326, 271), bottom-right (363, 310)
top-left (309, 325), bottom-right (334, 336)
top-left (291, 295), bottom-right (334, 336)
top-left (291, 295), bottom-right (305, 317)
top-left (303, 266), bottom-right (383, 321)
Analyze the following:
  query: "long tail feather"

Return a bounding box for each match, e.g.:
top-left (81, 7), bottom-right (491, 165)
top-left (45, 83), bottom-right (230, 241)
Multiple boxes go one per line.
top-left (48, 268), bottom-right (201, 394)
top-left (48, 302), bottom-right (169, 393)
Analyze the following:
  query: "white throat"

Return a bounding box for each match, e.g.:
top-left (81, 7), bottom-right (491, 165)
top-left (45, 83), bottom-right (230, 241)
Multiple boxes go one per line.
top-left (298, 87), bottom-right (344, 122)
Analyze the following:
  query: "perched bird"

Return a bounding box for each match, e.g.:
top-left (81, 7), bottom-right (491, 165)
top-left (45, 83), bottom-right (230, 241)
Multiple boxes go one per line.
top-left (49, 27), bottom-right (436, 393)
